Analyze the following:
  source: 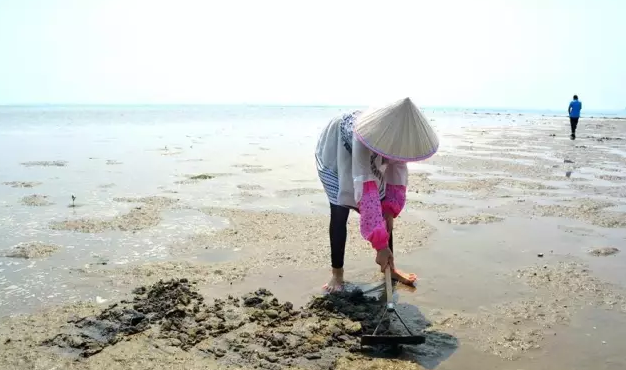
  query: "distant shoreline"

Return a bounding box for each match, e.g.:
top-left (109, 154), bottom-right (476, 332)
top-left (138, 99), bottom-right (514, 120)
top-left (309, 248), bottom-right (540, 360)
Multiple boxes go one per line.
top-left (0, 104), bottom-right (624, 118)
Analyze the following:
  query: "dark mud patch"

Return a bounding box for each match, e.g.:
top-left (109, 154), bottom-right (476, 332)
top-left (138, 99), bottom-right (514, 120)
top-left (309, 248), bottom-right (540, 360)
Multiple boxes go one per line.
top-left (1, 241), bottom-right (60, 259)
top-left (20, 194), bottom-right (54, 206)
top-left (21, 160), bottom-right (67, 167)
top-left (44, 279), bottom-right (202, 357)
top-left (3, 181), bottom-right (42, 188)
top-left (44, 279), bottom-right (443, 368)
top-left (175, 173), bottom-right (230, 185)
top-left (189, 174), bottom-right (215, 180)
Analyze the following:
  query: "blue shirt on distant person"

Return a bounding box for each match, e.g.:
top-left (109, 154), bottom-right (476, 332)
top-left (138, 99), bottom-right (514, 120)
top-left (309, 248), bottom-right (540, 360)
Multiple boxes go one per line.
top-left (569, 97), bottom-right (582, 118)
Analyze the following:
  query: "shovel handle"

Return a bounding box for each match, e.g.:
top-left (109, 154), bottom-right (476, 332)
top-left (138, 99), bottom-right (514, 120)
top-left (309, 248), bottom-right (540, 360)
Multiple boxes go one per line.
top-left (385, 266), bottom-right (393, 307)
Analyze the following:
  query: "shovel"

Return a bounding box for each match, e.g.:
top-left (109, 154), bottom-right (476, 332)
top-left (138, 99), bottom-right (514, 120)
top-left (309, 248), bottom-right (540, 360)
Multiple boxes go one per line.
top-left (361, 266), bottom-right (426, 347)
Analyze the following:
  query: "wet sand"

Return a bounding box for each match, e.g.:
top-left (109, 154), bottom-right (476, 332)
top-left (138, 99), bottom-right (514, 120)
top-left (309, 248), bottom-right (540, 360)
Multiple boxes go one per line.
top-left (1, 112), bottom-right (626, 370)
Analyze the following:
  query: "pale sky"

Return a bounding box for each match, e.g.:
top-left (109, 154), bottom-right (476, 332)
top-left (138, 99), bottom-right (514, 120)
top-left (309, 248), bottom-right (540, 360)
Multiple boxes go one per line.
top-left (0, 0), bottom-right (624, 110)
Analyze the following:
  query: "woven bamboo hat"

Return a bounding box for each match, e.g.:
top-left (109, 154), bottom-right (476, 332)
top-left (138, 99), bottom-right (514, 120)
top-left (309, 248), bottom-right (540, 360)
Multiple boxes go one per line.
top-left (353, 97), bottom-right (438, 162)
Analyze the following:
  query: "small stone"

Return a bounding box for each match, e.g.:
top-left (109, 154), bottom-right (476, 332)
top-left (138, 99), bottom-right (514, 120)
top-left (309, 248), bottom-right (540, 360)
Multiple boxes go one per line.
top-left (179, 294), bottom-right (191, 305)
top-left (328, 325), bottom-right (342, 336)
top-left (304, 353), bottom-right (322, 360)
top-left (344, 321), bottom-right (362, 335)
top-left (278, 311), bottom-right (290, 320)
top-left (537, 253), bottom-right (544, 258)
top-left (337, 335), bottom-right (351, 342)
top-left (244, 296), bottom-right (263, 307)
top-left (195, 311), bottom-right (209, 322)
top-left (269, 333), bottom-right (285, 346)
top-left (265, 309), bottom-right (279, 319)
top-left (170, 338), bottom-right (182, 347)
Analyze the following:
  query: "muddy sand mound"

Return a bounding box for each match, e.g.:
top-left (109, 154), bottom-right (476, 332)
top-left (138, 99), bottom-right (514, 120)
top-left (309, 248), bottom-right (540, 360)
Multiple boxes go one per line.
top-left (3, 181), bottom-right (42, 188)
top-left (237, 184), bottom-right (264, 191)
top-left (175, 173), bottom-right (230, 184)
top-left (438, 214), bottom-right (503, 225)
top-left (589, 247), bottom-right (620, 257)
top-left (20, 194), bottom-right (54, 206)
top-left (1, 241), bottom-right (60, 259)
top-left (50, 196), bottom-right (178, 233)
top-left (45, 279), bottom-right (417, 369)
top-left (21, 160), bottom-right (67, 167)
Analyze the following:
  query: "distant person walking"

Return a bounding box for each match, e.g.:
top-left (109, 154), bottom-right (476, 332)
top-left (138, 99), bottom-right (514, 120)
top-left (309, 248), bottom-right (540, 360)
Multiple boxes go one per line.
top-left (568, 95), bottom-right (582, 140)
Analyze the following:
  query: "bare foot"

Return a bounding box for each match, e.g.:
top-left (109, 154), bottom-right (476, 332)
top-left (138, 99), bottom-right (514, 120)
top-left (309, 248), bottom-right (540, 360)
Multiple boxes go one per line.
top-left (322, 268), bottom-right (345, 293)
top-left (391, 269), bottom-right (418, 286)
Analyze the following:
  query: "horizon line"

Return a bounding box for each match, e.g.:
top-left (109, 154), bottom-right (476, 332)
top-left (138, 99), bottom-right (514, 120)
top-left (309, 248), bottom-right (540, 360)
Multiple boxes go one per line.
top-left (0, 103), bottom-right (624, 113)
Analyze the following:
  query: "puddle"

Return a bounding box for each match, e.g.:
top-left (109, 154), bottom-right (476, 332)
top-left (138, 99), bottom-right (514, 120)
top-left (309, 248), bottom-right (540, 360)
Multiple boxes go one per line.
top-left (0, 208), bottom-right (228, 316)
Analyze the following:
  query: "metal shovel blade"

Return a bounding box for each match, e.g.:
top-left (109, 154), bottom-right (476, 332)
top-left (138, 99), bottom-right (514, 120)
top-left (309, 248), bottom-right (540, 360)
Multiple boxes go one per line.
top-left (361, 333), bottom-right (426, 346)
top-left (360, 267), bottom-right (426, 347)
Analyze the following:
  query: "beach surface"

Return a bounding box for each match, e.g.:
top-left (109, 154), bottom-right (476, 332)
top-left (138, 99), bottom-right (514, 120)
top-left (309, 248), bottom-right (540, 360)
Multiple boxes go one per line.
top-left (1, 106), bottom-right (625, 370)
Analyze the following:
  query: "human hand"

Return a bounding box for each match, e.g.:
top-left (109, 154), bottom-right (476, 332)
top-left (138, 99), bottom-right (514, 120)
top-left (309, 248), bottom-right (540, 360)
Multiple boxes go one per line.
top-left (375, 247), bottom-right (394, 272)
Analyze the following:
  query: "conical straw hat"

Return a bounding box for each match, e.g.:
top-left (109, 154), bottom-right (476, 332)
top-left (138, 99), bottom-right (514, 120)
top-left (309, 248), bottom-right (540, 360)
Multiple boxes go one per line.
top-left (353, 97), bottom-right (438, 162)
